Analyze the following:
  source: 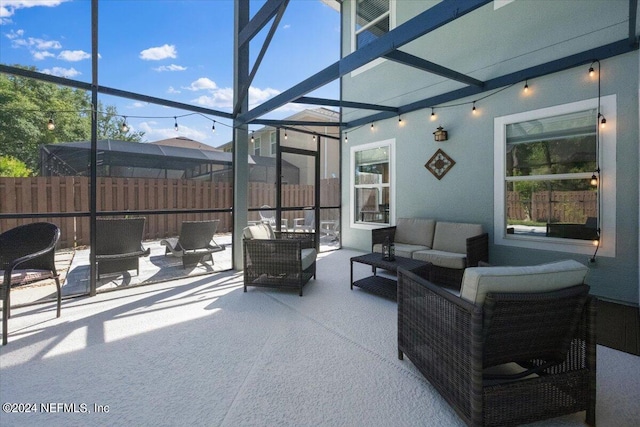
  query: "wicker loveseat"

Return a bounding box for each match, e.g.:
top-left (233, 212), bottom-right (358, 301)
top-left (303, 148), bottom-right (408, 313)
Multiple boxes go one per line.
top-left (372, 217), bottom-right (488, 287)
top-left (242, 223), bottom-right (317, 296)
top-left (397, 260), bottom-right (596, 426)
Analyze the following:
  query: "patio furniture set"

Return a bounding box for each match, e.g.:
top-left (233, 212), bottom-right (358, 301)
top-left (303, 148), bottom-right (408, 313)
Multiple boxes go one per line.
top-left (1, 216), bottom-right (598, 427)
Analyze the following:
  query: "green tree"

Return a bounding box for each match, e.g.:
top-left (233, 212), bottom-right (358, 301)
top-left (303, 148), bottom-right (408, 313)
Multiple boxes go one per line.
top-left (0, 67), bottom-right (144, 175)
top-left (0, 155), bottom-right (32, 177)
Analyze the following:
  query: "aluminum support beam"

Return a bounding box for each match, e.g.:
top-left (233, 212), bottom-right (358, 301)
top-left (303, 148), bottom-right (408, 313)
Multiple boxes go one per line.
top-left (346, 39), bottom-right (638, 129)
top-left (234, 0), bottom-right (289, 114)
top-left (233, 0), bottom-right (251, 270)
top-left (238, 0), bottom-right (492, 124)
top-left (252, 119), bottom-right (343, 127)
top-left (383, 50), bottom-right (484, 87)
top-left (238, 0), bottom-right (287, 48)
top-left (295, 96), bottom-right (398, 112)
top-left (0, 65), bottom-right (234, 120)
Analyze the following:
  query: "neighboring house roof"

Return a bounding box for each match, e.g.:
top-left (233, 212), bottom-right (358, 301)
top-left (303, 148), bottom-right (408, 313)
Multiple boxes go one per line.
top-left (215, 107), bottom-right (339, 151)
top-left (151, 137), bottom-right (221, 152)
top-left (40, 139), bottom-right (297, 177)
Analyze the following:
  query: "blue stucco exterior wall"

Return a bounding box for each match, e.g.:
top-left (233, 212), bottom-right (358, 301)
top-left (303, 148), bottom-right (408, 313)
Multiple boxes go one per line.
top-left (340, 15), bottom-right (639, 305)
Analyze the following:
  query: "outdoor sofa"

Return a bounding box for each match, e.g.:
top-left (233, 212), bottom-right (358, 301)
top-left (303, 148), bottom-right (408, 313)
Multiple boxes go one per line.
top-left (397, 260), bottom-right (596, 426)
top-left (372, 217), bottom-right (488, 287)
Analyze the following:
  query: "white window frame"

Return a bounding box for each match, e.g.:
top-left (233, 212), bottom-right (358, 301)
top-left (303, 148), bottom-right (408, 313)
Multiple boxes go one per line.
top-left (253, 135), bottom-right (261, 156)
top-left (350, 0), bottom-right (396, 76)
top-left (494, 95), bottom-right (616, 257)
top-left (270, 131), bottom-right (276, 156)
top-left (350, 138), bottom-right (396, 230)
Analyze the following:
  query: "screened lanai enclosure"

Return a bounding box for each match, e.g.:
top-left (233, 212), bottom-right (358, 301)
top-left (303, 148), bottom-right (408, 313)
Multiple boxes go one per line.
top-left (0, 0), bottom-right (343, 302)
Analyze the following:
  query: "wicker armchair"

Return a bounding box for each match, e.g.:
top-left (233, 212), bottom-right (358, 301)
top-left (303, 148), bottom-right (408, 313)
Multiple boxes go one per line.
top-left (397, 263), bottom-right (596, 426)
top-left (160, 220), bottom-right (225, 268)
top-left (242, 223), bottom-right (316, 296)
top-left (96, 217), bottom-right (150, 278)
top-left (1, 222), bottom-right (62, 345)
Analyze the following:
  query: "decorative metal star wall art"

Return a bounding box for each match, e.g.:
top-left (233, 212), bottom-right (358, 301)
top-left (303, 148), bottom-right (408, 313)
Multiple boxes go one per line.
top-left (425, 148), bottom-right (456, 180)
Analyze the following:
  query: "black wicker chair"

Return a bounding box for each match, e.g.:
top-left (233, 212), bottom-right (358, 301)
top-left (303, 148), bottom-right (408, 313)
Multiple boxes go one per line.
top-left (1, 222), bottom-right (62, 346)
top-left (397, 267), bottom-right (596, 426)
top-left (160, 220), bottom-right (225, 268)
top-left (242, 223), bottom-right (316, 296)
top-left (96, 217), bottom-right (150, 279)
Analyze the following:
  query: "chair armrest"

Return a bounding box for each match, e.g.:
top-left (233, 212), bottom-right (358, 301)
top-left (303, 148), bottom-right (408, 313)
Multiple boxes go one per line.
top-left (397, 268), bottom-right (481, 418)
top-left (372, 226), bottom-right (396, 251)
top-left (466, 232), bottom-right (489, 267)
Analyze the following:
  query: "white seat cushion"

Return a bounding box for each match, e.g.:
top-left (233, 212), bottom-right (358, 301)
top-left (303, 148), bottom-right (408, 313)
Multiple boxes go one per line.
top-left (460, 260), bottom-right (589, 305)
top-left (300, 248), bottom-right (317, 270)
top-left (412, 249), bottom-right (466, 269)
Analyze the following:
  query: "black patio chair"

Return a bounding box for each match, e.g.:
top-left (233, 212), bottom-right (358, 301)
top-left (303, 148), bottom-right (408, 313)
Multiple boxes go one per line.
top-left (1, 222), bottom-right (62, 345)
top-left (160, 220), bottom-right (225, 268)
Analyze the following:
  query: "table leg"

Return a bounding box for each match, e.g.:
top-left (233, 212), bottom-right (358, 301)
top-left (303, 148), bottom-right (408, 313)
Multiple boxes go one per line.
top-left (350, 260), bottom-right (353, 290)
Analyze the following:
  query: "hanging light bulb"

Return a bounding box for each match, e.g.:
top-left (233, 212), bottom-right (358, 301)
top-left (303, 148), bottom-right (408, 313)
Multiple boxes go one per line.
top-left (121, 116), bottom-right (129, 132)
top-left (174, 117), bottom-right (178, 131)
top-left (251, 131), bottom-right (255, 143)
top-left (472, 102), bottom-right (477, 115)
top-left (588, 64), bottom-right (595, 77)
top-left (599, 113), bottom-right (606, 128)
top-left (284, 130), bottom-right (288, 140)
top-left (344, 133), bottom-right (348, 144)
top-left (211, 121), bottom-right (216, 133)
top-left (371, 122), bottom-right (374, 129)
top-left (523, 80), bottom-right (529, 93)
top-left (590, 174), bottom-right (598, 187)
top-left (430, 108), bottom-right (436, 121)
top-left (313, 134), bottom-right (316, 141)
top-left (47, 114), bottom-right (55, 131)
top-left (398, 116), bottom-right (402, 124)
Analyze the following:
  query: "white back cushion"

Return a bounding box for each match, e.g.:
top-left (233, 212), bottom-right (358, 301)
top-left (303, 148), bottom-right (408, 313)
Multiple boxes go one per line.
top-left (243, 223), bottom-right (275, 240)
top-left (432, 222), bottom-right (483, 253)
top-left (395, 217), bottom-right (436, 247)
top-left (460, 260), bottom-right (589, 305)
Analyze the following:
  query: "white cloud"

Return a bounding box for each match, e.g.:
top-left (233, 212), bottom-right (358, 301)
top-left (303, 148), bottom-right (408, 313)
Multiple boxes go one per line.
top-left (41, 66), bottom-right (80, 78)
top-left (167, 86), bottom-right (181, 94)
top-left (33, 50), bottom-right (55, 60)
top-left (8, 33), bottom-right (62, 50)
top-left (5, 29), bottom-right (23, 38)
top-left (190, 85), bottom-right (280, 110)
top-left (0, 1), bottom-right (70, 24)
top-left (184, 77), bottom-right (217, 91)
top-left (139, 44), bottom-right (177, 60)
top-left (154, 64), bottom-right (187, 72)
top-left (282, 24), bottom-right (291, 30)
top-left (57, 50), bottom-right (90, 61)
top-left (248, 86), bottom-right (280, 105)
top-left (192, 87), bottom-right (233, 109)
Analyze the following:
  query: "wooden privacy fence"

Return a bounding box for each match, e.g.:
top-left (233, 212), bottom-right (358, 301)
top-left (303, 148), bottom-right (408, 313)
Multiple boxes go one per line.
top-left (507, 190), bottom-right (597, 223)
top-left (0, 177), bottom-right (340, 249)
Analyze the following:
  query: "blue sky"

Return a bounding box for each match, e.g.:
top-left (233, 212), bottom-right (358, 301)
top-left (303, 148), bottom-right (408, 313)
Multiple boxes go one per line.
top-left (0, 0), bottom-right (341, 146)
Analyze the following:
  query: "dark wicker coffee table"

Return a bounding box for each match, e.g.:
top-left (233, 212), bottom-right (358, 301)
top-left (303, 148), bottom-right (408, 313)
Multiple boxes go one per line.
top-left (350, 253), bottom-right (430, 300)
